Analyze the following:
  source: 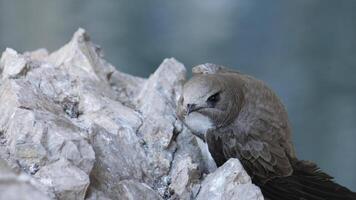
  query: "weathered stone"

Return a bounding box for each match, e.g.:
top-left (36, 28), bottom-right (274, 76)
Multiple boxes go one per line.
top-left (130, 58), bottom-right (188, 198)
top-left (135, 58), bottom-right (186, 178)
top-left (35, 158), bottom-right (90, 200)
top-left (87, 123), bottom-right (150, 199)
top-left (85, 187), bottom-right (112, 200)
top-left (169, 156), bottom-right (201, 199)
top-left (108, 70), bottom-right (146, 106)
top-left (116, 180), bottom-right (162, 200)
top-left (0, 159), bottom-right (50, 200)
top-left (0, 78), bottom-right (95, 176)
top-left (196, 158), bottom-right (264, 200)
top-left (47, 28), bottom-right (115, 83)
top-left (0, 48), bottom-right (30, 79)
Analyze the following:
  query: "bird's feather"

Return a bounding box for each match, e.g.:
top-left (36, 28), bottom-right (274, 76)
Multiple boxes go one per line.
top-left (259, 160), bottom-right (356, 200)
top-left (206, 120), bottom-right (294, 182)
top-left (182, 63), bottom-right (356, 199)
top-left (206, 128), bottom-right (356, 200)
top-left (192, 63), bottom-right (241, 75)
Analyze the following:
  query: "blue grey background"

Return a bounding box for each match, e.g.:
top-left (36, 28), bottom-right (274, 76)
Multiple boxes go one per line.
top-left (1, 0), bottom-right (355, 189)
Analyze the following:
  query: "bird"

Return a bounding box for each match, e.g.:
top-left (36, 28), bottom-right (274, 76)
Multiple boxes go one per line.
top-left (177, 63), bottom-right (356, 200)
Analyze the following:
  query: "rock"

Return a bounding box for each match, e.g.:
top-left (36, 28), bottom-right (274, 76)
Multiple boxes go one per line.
top-left (0, 28), bottom-right (264, 200)
top-left (196, 158), bottom-right (264, 200)
top-left (35, 158), bottom-right (90, 200)
top-left (0, 48), bottom-right (30, 79)
top-left (169, 156), bottom-right (200, 199)
top-left (47, 28), bottom-right (115, 82)
top-left (0, 158), bottom-right (50, 200)
top-left (116, 180), bottom-right (162, 200)
top-left (88, 123), bottom-right (150, 199)
top-left (135, 58), bottom-right (186, 178)
top-left (85, 187), bottom-right (112, 200)
top-left (108, 70), bottom-right (146, 107)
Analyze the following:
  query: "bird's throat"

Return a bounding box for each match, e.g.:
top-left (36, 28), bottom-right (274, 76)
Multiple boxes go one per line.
top-left (184, 112), bottom-right (213, 140)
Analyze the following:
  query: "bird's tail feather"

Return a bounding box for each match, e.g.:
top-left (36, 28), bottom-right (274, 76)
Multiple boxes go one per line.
top-left (259, 160), bottom-right (356, 200)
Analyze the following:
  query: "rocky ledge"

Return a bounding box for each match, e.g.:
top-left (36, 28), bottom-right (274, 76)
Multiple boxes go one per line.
top-left (0, 29), bottom-right (263, 200)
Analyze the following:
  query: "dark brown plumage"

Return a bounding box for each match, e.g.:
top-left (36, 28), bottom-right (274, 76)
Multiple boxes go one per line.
top-left (179, 63), bottom-right (356, 200)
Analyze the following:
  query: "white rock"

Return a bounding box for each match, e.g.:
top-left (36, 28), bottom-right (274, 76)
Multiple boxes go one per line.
top-left (35, 159), bottom-right (90, 200)
top-left (135, 58), bottom-right (186, 179)
top-left (116, 180), bottom-right (162, 200)
top-left (169, 156), bottom-right (200, 199)
top-left (196, 158), bottom-right (264, 200)
top-left (0, 48), bottom-right (29, 79)
top-left (0, 159), bottom-right (50, 200)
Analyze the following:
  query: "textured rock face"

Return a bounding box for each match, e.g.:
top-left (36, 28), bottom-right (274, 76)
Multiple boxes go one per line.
top-left (0, 159), bottom-right (50, 200)
top-left (196, 159), bottom-right (264, 200)
top-left (0, 29), bottom-right (263, 200)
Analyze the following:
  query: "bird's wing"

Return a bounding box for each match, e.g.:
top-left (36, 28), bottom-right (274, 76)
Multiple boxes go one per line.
top-left (260, 160), bottom-right (356, 200)
top-left (192, 63), bottom-right (241, 75)
top-left (207, 128), bottom-right (356, 200)
top-left (206, 120), bottom-right (293, 182)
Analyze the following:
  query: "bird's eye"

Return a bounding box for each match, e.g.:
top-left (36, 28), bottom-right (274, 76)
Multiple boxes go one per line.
top-left (207, 92), bottom-right (220, 106)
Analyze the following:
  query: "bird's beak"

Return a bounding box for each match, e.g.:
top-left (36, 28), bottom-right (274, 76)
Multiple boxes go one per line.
top-left (186, 104), bottom-right (197, 115)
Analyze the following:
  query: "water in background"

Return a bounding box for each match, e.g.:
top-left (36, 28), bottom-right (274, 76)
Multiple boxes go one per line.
top-left (1, 0), bottom-right (355, 189)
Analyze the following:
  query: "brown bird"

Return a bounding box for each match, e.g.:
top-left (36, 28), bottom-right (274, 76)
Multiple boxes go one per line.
top-left (178, 63), bottom-right (356, 200)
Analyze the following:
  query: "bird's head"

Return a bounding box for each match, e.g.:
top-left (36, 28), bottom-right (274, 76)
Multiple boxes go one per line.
top-left (183, 75), bottom-right (224, 114)
top-left (178, 73), bottom-right (243, 139)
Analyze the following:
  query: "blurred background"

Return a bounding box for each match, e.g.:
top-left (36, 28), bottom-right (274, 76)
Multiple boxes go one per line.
top-left (0, 0), bottom-right (355, 189)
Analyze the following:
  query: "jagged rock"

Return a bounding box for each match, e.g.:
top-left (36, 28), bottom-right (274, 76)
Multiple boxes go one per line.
top-left (0, 159), bottom-right (50, 200)
top-left (196, 159), bottom-right (264, 200)
top-left (88, 122), bottom-right (150, 199)
top-left (0, 28), bottom-right (264, 200)
top-left (85, 187), bottom-right (112, 200)
top-left (35, 158), bottom-right (90, 199)
top-left (116, 180), bottom-right (163, 200)
top-left (169, 156), bottom-right (201, 199)
top-left (0, 48), bottom-right (30, 79)
top-left (134, 58), bottom-right (186, 183)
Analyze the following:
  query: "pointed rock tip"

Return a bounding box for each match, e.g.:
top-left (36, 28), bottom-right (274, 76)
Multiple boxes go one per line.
top-left (158, 57), bottom-right (186, 73)
top-left (72, 27), bottom-right (91, 43)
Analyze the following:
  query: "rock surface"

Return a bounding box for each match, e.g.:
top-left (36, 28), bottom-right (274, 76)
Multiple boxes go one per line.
top-left (0, 158), bottom-right (50, 200)
top-left (0, 28), bottom-right (264, 200)
top-left (196, 159), bottom-right (264, 200)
